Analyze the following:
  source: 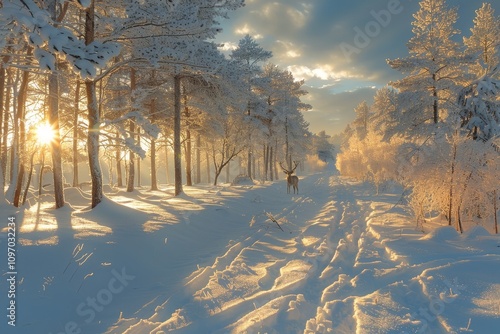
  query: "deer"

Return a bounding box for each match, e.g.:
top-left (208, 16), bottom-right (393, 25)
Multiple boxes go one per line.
top-left (279, 161), bottom-right (299, 194)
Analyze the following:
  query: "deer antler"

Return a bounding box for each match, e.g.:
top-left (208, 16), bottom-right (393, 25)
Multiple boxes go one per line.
top-left (279, 161), bottom-right (287, 172)
top-left (291, 161), bottom-right (299, 173)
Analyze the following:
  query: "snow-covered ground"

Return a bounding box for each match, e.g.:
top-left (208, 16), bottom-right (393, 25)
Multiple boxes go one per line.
top-left (1, 167), bottom-right (500, 333)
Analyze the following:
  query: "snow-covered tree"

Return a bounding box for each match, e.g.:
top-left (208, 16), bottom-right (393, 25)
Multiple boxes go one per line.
top-left (0, 0), bottom-right (120, 207)
top-left (463, 3), bottom-right (500, 76)
top-left (387, 0), bottom-right (464, 137)
top-left (118, 0), bottom-right (243, 196)
top-left (208, 109), bottom-right (247, 186)
top-left (230, 35), bottom-right (272, 178)
top-left (371, 87), bottom-right (398, 138)
top-left (255, 64), bottom-right (311, 179)
top-left (352, 101), bottom-right (371, 140)
top-left (311, 131), bottom-right (334, 162)
top-left (0, 1), bottom-right (119, 76)
top-left (458, 69), bottom-right (500, 141)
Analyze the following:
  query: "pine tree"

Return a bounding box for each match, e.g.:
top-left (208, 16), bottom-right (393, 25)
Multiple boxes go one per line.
top-left (352, 101), bottom-right (370, 140)
top-left (230, 35), bottom-right (272, 178)
top-left (463, 3), bottom-right (500, 76)
top-left (387, 0), bottom-right (464, 137)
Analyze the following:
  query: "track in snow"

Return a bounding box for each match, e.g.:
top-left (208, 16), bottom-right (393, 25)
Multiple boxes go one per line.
top-left (108, 172), bottom-right (383, 333)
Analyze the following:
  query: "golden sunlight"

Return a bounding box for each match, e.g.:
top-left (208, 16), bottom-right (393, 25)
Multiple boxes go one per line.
top-left (36, 122), bottom-right (55, 146)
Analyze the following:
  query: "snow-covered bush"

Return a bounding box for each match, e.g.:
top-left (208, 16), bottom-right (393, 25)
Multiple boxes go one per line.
top-left (336, 131), bottom-right (400, 193)
top-left (401, 133), bottom-right (499, 231)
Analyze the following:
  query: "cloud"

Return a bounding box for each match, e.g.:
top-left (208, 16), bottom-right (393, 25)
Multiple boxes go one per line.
top-left (218, 0), bottom-right (500, 135)
top-left (275, 40), bottom-right (302, 59)
top-left (288, 65), bottom-right (333, 81)
top-left (258, 2), bottom-right (310, 29)
top-left (302, 86), bottom-right (377, 135)
top-left (219, 41), bottom-right (238, 52)
top-left (287, 64), bottom-right (361, 82)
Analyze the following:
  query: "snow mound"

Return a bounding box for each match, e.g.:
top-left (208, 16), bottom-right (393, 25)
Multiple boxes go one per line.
top-left (231, 175), bottom-right (255, 186)
top-left (76, 195), bottom-right (149, 231)
top-left (103, 184), bottom-right (118, 194)
top-left (462, 225), bottom-right (491, 240)
top-left (420, 226), bottom-right (459, 241)
top-left (64, 187), bottom-right (91, 206)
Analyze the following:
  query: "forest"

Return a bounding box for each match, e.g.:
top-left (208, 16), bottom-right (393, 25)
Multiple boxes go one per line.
top-left (1, 1), bottom-right (500, 333)
top-left (0, 0), bottom-right (323, 210)
top-left (337, 1), bottom-right (500, 233)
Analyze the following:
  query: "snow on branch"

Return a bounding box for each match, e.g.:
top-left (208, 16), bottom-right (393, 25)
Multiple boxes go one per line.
top-left (0, 0), bottom-right (120, 78)
top-left (103, 111), bottom-right (160, 140)
top-left (458, 71), bottom-right (500, 141)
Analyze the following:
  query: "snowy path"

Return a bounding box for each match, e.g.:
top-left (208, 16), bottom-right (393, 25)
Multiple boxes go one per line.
top-left (2, 169), bottom-right (499, 334)
top-left (109, 172), bottom-right (500, 334)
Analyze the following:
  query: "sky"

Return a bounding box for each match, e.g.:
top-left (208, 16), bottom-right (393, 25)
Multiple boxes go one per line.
top-left (216, 0), bottom-right (500, 135)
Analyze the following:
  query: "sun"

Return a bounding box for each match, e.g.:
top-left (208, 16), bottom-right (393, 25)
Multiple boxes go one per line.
top-left (36, 122), bottom-right (55, 146)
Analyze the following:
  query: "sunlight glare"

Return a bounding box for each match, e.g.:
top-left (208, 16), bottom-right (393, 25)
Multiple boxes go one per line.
top-left (36, 122), bottom-right (55, 146)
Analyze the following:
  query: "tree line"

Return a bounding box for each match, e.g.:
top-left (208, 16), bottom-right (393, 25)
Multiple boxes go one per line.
top-left (337, 1), bottom-right (500, 233)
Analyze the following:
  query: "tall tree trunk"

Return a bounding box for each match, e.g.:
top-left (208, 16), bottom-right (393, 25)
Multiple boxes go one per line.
top-left (494, 190), bottom-right (498, 234)
top-left (38, 148), bottom-right (46, 196)
top-left (432, 73), bottom-right (438, 124)
top-left (126, 117), bottom-right (135, 192)
top-left (8, 72), bottom-right (19, 195)
top-left (265, 144), bottom-right (270, 181)
top-left (72, 80), bottom-right (80, 187)
top-left (1, 37), bottom-right (12, 198)
top-left (13, 55), bottom-right (30, 207)
top-left (456, 206), bottom-right (463, 234)
top-left (448, 141), bottom-right (457, 226)
top-left (269, 146), bottom-right (273, 181)
top-left (195, 133), bottom-right (201, 184)
top-left (85, 1), bottom-right (103, 208)
top-left (263, 144), bottom-right (267, 181)
top-left (213, 144), bottom-right (223, 186)
top-left (4, 72), bottom-right (11, 183)
top-left (150, 137), bottom-right (157, 190)
top-left (48, 68), bottom-right (65, 208)
top-left (185, 128), bottom-right (192, 186)
top-left (173, 75), bottom-right (183, 195)
top-left (205, 147), bottom-right (210, 184)
top-left (183, 85), bottom-right (192, 186)
top-left (149, 98), bottom-right (158, 190)
top-left (165, 144), bottom-right (170, 184)
top-left (247, 148), bottom-right (252, 179)
top-left (226, 155), bottom-right (230, 183)
top-left (274, 138), bottom-right (279, 180)
top-left (136, 127), bottom-right (141, 187)
top-left (252, 155), bottom-right (256, 180)
top-left (115, 132), bottom-right (122, 187)
top-left (47, 0), bottom-right (65, 208)
top-left (285, 116), bottom-right (290, 169)
top-left (127, 68), bottom-right (136, 192)
top-left (22, 151), bottom-right (36, 205)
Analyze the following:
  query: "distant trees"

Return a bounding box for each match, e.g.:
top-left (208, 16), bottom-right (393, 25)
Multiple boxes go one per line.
top-left (338, 0), bottom-right (500, 232)
top-left (230, 35), bottom-right (273, 179)
top-left (311, 131), bottom-right (335, 163)
top-left (256, 64), bottom-right (311, 179)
